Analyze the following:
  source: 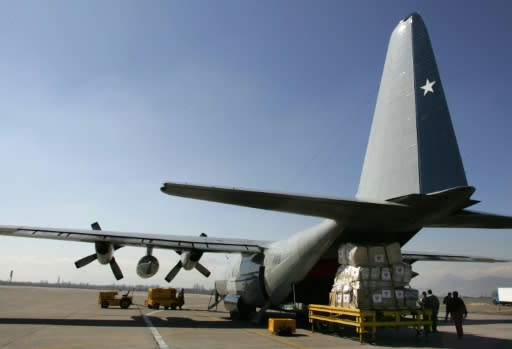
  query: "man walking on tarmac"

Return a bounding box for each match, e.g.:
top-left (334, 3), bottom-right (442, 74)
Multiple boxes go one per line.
top-left (423, 289), bottom-right (440, 333)
top-left (447, 291), bottom-right (468, 339)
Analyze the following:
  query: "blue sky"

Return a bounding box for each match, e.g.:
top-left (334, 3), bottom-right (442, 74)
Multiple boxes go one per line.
top-left (0, 1), bottom-right (511, 289)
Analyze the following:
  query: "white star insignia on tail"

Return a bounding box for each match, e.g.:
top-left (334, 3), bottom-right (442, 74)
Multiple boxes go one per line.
top-left (420, 78), bottom-right (436, 96)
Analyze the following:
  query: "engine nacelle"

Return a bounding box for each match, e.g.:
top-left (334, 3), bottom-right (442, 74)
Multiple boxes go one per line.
top-left (180, 250), bottom-right (202, 270)
top-left (137, 255), bottom-right (159, 278)
top-left (95, 242), bottom-right (113, 265)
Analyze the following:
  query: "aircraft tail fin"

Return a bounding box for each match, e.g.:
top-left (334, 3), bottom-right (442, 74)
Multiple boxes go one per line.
top-left (357, 13), bottom-right (467, 201)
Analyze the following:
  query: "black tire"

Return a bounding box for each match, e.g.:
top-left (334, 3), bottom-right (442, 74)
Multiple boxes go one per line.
top-left (147, 304), bottom-right (152, 309)
top-left (229, 301), bottom-right (255, 320)
top-left (120, 298), bottom-right (130, 309)
top-left (164, 306), bottom-right (169, 310)
top-left (101, 300), bottom-right (109, 309)
top-left (170, 304), bottom-right (177, 310)
top-left (153, 303), bottom-right (159, 310)
top-left (238, 302), bottom-right (255, 320)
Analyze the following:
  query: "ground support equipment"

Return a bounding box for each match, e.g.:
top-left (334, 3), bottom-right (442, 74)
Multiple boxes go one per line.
top-left (308, 304), bottom-right (432, 343)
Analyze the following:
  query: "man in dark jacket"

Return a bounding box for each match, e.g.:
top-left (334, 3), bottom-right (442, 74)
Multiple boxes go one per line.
top-left (447, 291), bottom-right (467, 339)
top-left (178, 288), bottom-right (185, 309)
top-left (425, 289), bottom-right (440, 332)
top-left (422, 289), bottom-right (440, 332)
top-left (443, 292), bottom-right (452, 321)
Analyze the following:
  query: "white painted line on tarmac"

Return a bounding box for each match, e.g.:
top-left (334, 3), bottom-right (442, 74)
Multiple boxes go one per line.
top-left (146, 310), bottom-right (163, 316)
top-left (139, 307), bottom-right (170, 349)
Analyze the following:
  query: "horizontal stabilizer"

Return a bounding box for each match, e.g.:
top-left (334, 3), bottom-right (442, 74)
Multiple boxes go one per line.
top-left (403, 251), bottom-right (510, 264)
top-left (161, 182), bottom-right (406, 220)
top-left (427, 210), bottom-right (512, 229)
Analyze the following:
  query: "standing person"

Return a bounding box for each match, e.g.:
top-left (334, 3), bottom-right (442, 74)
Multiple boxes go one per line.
top-left (443, 292), bottom-right (452, 321)
top-left (178, 288), bottom-right (185, 310)
top-left (419, 291), bottom-right (428, 308)
top-left (420, 291), bottom-right (432, 333)
top-left (427, 290), bottom-right (440, 333)
top-left (447, 291), bottom-right (467, 339)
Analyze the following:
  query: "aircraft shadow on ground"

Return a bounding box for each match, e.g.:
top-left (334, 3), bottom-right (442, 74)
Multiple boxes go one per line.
top-left (314, 324), bottom-right (512, 348)
top-left (0, 314), bottom-right (310, 338)
top-left (0, 317), bottom-right (146, 327)
top-left (372, 328), bottom-right (512, 349)
top-left (162, 316), bottom-right (309, 337)
top-left (161, 316), bottom-right (258, 329)
top-left (0, 315), bottom-right (272, 331)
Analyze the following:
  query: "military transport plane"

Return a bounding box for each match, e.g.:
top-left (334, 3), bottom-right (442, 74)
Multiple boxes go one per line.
top-left (1, 13), bottom-right (511, 319)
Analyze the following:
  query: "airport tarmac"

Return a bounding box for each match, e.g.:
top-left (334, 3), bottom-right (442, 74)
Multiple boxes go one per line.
top-left (1, 285), bottom-right (512, 349)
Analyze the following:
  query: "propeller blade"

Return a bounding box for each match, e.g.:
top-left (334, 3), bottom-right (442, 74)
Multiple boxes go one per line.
top-left (109, 257), bottom-right (124, 280)
top-left (195, 262), bottom-right (211, 278)
top-left (92, 222), bottom-right (125, 249)
top-left (165, 261), bottom-right (183, 283)
top-left (74, 253), bottom-right (97, 269)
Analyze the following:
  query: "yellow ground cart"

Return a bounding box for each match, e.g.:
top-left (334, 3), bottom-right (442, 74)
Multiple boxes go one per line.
top-left (308, 304), bottom-right (432, 343)
top-left (268, 318), bottom-right (296, 335)
top-left (144, 288), bottom-right (184, 310)
top-left (98, 291), bottom-right (133, 309)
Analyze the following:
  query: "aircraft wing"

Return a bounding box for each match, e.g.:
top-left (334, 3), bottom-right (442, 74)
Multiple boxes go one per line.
top-left (426, 210), bottom-right (512, 228)
top-left (0, 225), bottom-right (270, 253)
top-left (160, 182), bottom-right (408, 220)
top-left (402, 251), bottom-right (510, 264)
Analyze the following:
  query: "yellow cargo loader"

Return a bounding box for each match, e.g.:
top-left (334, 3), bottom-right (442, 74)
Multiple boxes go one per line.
top-left (144, 288), bottom-right (184, 310)
top-left (98, 291), bottom-right (133, 309)
top-left (308, 304), bottom-right (432, 343)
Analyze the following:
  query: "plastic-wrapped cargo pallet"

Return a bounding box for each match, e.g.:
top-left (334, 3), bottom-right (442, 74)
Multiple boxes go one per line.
top-left (330, 243), bottom-right (419, 310)
top-left (338, 243), bottom-right (403, 266)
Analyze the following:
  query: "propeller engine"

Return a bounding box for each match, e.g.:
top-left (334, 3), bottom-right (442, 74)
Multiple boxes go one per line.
top-left (165, 233), bottom-right (211, 282)
top-left (136, 247), bottom-right (160, 278)
top-left (74, 222), bottom-right (124, 280)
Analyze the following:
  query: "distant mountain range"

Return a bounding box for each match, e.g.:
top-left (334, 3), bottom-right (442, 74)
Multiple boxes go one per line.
top-left (411, 274), bottom-right (512, 297)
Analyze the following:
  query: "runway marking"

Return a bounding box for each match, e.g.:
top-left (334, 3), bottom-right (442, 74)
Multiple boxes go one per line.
top-left (244, 328), bottom-right (309, 349)
top-left (138, 306), bottom-right (170, 349)
top-left (146, 310), bottom-right (163, 316)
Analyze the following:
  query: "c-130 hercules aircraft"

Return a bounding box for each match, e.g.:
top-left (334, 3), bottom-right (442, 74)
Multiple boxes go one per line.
top-left (1, 13), bottom-right (511, 319)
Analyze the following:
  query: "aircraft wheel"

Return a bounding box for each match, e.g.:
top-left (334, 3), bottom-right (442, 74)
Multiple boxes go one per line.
top-left (228, 302), bottom-right (256, 320)
top-left (101, 301), bottom-right (109, 309)
top-left (238, 303), bottom-right (255, 320)
top-left (153, 303), bottom-right (159, 310)
top-left (171, 304), bottom-right (177, 310)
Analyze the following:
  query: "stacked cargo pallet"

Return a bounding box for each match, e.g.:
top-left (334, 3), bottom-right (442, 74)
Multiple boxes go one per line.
top-left (330, 243), bottom-right (419, 310)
